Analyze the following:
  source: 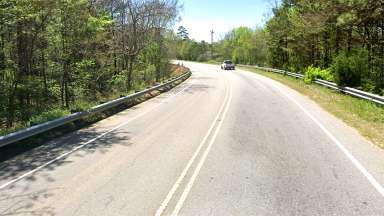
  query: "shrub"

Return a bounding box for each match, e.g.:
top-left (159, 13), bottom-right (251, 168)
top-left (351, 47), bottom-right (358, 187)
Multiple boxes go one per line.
top-left (303, 65), bottom-right (333, 84)
top-left (29, 108), bottom-right (71, 126)
top-left (196, 55), bottom-right (207, 62)
top-left (0, 126), bottom-right (25, 136)
top-left (111, 72), bottom-right (127, 93)
top-left (70, 101), bottom-right (96, 113)
top-left (331, 49), bottom-right (368, 87)
top-left (207, 60), bottom-right (218, 64)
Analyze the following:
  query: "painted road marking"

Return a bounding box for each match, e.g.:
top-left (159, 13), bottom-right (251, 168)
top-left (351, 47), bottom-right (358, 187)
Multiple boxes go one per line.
top-left (155, 75), bottom-right (231, 216)
top-left (171, 81), bottom-right (233, 216)
top-left (0, 75), bottom-right (195, 190)
top-left (252, 71), bottom-right (384, 198)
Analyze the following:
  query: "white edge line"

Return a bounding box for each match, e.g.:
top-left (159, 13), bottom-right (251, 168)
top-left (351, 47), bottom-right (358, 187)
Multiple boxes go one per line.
top-left (154, 77), bottom-right (230, 216)
top-left (171, 82), bottom-right (233, 216)
top-left (0, 75), bottom-right (195, 190)
top-left (271, 82), bottom-right (384, 197)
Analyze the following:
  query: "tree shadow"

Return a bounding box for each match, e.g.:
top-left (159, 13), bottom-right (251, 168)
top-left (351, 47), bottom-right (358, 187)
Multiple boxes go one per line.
top-left (0, 77), bottom-right (190, 164)
top-left (0, 126), bottom-right (132, 183)
top-left (0, 188), bottom-right (58, 216)
top-left (0, 77), bottom-right (197, 185)
top-left (0, 125), bottom-right (133, 215)
top-left (0, 75), bottom-right (195, 215)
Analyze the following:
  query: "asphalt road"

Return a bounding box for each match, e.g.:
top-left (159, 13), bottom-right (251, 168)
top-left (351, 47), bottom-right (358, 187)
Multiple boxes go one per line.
top-left (0, 61), bottom-right (384, 216)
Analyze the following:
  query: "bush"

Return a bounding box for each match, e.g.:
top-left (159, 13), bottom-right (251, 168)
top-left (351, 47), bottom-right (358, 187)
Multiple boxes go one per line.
top-left (196, 55), bottom-right (207, 62)
top-left (207, 60), bottom-right (219, 64)
top-left (331, 50), bottom-right (368, 87)
top-left (0, 126), bottom-right (25, 136)
top-left (303, 65), bottom-right (333, 84)
top-left (29, 108), bottom-right (70, 126)
top-left (70, 101), bottom-right (96, 113)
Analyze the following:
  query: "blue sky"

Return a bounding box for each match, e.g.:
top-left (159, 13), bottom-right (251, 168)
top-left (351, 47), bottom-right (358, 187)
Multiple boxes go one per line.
top-left (175, 0), bottom-right (273, 42)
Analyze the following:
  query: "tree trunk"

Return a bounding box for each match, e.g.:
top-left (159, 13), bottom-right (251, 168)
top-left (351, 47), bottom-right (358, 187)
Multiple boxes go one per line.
top-left (347, 27), bottom-right (352, 55)
top-left (335, 26), bottom-right (340, 55)
top-left (155, 28), bottom-right (162, 82)
top-left (62, 61), bottom-right (70, 108)
top-left (0, 33), bottom-right (4, 70)
top-left (323, 31), bottom-right (330, 67)
top-left (127, 55), bottom-right (135, 90)
top-left (285, 35), bottom-right (289, 65)
top-left (61, 69), bottom-right (65, 107)
top-left (6, 81), bottom-right (18, 128)
top-left (41, 50), bottom-right (49, 102)
top-left (10, 22), bottom-right (26, 127)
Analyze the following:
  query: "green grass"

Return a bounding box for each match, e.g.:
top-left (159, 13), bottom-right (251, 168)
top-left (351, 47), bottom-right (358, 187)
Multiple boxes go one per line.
top-left (205, 60), bottom-right (220, 65)
top-left (239, 66), bottom-right (384, 149)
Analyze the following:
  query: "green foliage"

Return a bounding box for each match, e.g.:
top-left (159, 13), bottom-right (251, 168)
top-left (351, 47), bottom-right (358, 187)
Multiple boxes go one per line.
top-left (304, 66), bottom-right (333, 84)
top-left (0, 0), bottom-right (181, 134)
top-left (264, 0), bottom-right (383, 93)
top-left (174, 26), bottom-right (268, 66)
top-left (86, 15), bottom-right (112, 33)
top-left (216, 27), bottom-right (267, 65)
top-left (175, 39), bottom-right (208, 62)
top-left (70, 101), bottom-right (96, 113)
top-left (29, 109), bottom-right (71, 126)
top-left (331, 50), bottom-right (368, 87)
top-left (111, 72), bottom-right (129, 93)
top-left (177, 26), bottom-right (189, 40)
top-left (0, 125), bottom-right (26, 136)
top-left (206, 60), bottom-right (219, 64)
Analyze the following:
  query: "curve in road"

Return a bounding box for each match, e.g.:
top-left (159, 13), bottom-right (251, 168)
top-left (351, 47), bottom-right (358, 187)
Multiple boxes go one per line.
top-left (0, 61), bottom-right (383, 216)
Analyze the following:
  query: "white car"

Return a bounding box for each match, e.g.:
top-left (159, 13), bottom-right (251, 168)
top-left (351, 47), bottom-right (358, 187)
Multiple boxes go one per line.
top-left (221, 60), bottom-right (235, 70)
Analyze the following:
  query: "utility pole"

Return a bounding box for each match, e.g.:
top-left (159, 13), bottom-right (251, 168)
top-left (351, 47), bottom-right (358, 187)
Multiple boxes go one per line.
top-left (210, 29), bottom-right (214, 59)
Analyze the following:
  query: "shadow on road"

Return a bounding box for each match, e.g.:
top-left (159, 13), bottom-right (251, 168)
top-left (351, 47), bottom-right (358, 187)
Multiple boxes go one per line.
top-left (0, 125), bottom-right (133, 215)
top-left (0, 75), bottom-right (198, 215)
top-left (0, 126), bottom-right (132, 183)
top-left (0, 188), bottom-right (58, 216)
top-left (0, 77), bottom-right (198, 187)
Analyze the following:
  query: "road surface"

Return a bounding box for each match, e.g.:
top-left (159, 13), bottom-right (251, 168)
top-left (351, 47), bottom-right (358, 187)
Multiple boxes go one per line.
top-left (0, 61), bottom-right (384, 215)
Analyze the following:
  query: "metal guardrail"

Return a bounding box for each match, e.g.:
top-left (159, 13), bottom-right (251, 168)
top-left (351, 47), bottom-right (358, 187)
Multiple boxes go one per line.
top-left (238, 65), bottom-right (384, 106)
top-left (0, 71), bottom-right (191, 148)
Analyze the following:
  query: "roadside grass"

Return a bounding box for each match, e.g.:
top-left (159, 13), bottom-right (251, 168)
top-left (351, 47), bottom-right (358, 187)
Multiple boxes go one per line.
top-left (205, 60), bottom-right (220, 65)
top-left (239, 66), bottom-right (384, 149)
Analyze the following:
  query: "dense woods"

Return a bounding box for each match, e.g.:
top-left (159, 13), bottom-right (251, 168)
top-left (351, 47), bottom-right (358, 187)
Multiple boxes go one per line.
top-left (0, 0), bottom-right (180, 133)
top-left (176, 0), bottom-right (384, 95)
top-left (265, 0), bottom-right (383, 94)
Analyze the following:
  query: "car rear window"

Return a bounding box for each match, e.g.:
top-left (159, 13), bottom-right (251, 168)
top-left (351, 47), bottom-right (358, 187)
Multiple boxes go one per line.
top-left (224, 60), bottom-right (233, 64)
